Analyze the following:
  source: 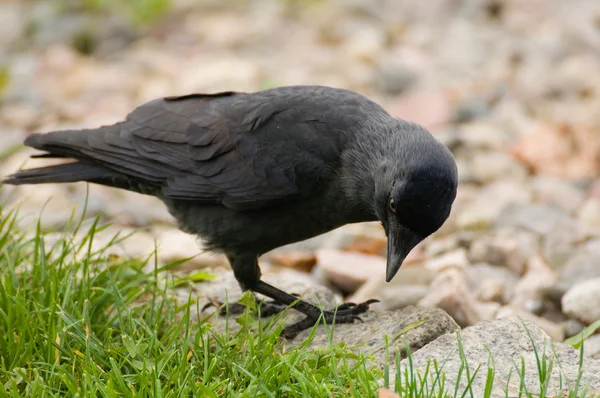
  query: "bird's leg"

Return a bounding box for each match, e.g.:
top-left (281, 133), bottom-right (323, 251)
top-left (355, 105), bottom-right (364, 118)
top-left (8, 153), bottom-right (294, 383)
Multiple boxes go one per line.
top-left (217, 253), bottom-right (290, 317)
top-left (220, 253), bottom-right (378, 338)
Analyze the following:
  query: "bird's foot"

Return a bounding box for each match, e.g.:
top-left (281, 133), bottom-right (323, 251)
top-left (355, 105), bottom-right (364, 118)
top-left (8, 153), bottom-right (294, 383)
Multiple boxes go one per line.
top-left (281, 299), bottom-right (379, 340)
top-left (208, 294), bottom-right (301, 318)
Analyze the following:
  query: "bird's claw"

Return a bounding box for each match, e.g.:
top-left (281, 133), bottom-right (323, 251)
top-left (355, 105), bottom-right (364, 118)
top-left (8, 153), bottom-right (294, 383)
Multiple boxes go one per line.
top-left (281, 298), bottom-right (379, 340)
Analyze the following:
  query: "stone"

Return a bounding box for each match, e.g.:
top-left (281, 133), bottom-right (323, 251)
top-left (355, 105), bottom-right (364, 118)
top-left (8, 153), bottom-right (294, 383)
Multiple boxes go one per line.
top-left (468, 230), bottom-right (538, 276)
top-left (562, 278), bottom-right (600, 325)
top-left (387, 90), bottom-right (451, 131)
top-left (465, 263), bottom-right (519, 304)
top-left (563, 319), bottom-right (586, 339)
top-left (531, 176), bottom-right (585, 214)
top-left (418, 267), bottom-right (500, 327)
top-left (151, 228), bottom-right (229, 271)
top-left (290, 305), bottom-right (460, 366)
top-left (401, 318), bottom-right (600, 396)
top-left (315, 249), bottom-right (386, 294)
top-left (578, 198), bottom-right (600, 229)
top-left (583, 334), bottom-right (600, 360)
top-left (348, 265), bottom-right (435, 311)
top-left (468, 150), bottom-right (528, 184)
top-left (375, 64), bottom-right (418, 94)
top-left (424, 248), bottom-right (469, 273)
top-left (495, 306), bottom-right (565, 342)
top-left (542, 218), bottom-right (593, 269)
top-left (512, 122), bottom-right (600, 179)
top-left (266, 251), bottom-right (317, 273)
top-left (495, 203), bottom-right (570, 235)
top-left (510, 256), bottom-right (557, 313)
top-left (559, 245), bottom-right (600, 289)
top-left (456, 180), bottom-right (531, 231)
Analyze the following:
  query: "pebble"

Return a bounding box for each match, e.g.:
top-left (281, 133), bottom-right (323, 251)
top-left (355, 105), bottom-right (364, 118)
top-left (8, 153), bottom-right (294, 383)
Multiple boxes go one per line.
top-left (562, 278), bottom-right (600, 325)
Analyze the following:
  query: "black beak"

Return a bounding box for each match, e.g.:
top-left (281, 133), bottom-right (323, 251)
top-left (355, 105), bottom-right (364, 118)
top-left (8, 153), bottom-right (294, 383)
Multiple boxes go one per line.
top-left (386, 221), bottom-right (422, 282)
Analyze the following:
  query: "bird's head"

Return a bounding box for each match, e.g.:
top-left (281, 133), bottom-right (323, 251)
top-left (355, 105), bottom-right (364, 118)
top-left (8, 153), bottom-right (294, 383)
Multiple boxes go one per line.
top-left (372, 125), bottom-right (458, 282)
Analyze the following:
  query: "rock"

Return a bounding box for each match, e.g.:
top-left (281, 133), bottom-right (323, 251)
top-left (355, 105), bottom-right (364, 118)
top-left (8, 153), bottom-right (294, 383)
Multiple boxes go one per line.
top-left (583, 334), bottom-right (600, 360)
top-left (468, 230), bottom-right (538, 276)
top-left (267, 251), bottom-right (317, 273)
top-left (495, 203), bottom-right (570, 235)
top-left (495, 306), bottom-right (565, 342)
top-left (577, 198), bottom-right (600, 229)
top-left (563, 319), bottom-right (586, 339)
top-left (387, 90), bottom-right (451, 131)
top-left (423, 235), bottom-right (459, 257)
top-left (375, 64), bottom-right (418, 94)
top-left (512, 122), bottom-right (600, 179)
top-left (402, 318), bottom-right (600, 396)
top-left (531, 176), bottom-right (585, 214)
top-left (419, 267), bottom-right (500, 327)
top-left (559, 245), bottom-right (600, 289)
top-left (102, 190), bottom-right (175, 227)
top-left (424, 248), bottom-right (469, 273)
top-left (456, 180), bottom-right (531, 231)
top-left (348, 265), bottom-right (434, 311)
top-left (316, 249), bottom-right (386, 294)
top-left (468, 150), bottom-right (528, 184)
top-left (542, 218), bottom-right (592, 269)
top-left (291, 306), bottom-right (460, 366)
top-left (465, 263), bottom-right (519, 304)
top-left (510, 256), bottom-right (557, 313)
top-left (151, 228), bottom-right (229, 271)
top-left (562, 278), bottom-right (600, 325)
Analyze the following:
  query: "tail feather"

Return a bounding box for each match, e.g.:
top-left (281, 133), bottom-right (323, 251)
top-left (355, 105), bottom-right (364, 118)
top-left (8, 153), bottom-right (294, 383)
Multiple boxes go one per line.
top-left (2, 162), bottom-right (110, 185)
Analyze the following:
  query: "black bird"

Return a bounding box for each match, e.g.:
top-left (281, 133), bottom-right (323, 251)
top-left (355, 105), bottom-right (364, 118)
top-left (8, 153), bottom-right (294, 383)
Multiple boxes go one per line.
top-left (3, 85), bottom-right (458, 338)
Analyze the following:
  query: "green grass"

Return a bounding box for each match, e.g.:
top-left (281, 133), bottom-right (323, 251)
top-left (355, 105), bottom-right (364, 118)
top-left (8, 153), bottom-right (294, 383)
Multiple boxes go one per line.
top-left (0, 203), bottom-right (598, 397)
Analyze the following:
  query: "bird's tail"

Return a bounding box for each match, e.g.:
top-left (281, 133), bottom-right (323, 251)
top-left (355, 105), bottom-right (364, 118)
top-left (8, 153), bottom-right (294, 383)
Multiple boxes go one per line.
top-left (3, 162), bottom-right (109, 185)
top-left (2, 129), bottom-right (112, 186)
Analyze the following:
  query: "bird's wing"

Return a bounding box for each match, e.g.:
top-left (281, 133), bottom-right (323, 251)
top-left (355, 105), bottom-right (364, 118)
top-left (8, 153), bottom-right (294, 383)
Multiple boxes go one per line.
top-left (72, 87), bottom-right (364, 210)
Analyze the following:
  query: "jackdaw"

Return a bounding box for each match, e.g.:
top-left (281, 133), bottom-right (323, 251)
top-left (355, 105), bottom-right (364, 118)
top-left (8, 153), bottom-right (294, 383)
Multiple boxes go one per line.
top-left (3, 85), bottom-right (458, 338)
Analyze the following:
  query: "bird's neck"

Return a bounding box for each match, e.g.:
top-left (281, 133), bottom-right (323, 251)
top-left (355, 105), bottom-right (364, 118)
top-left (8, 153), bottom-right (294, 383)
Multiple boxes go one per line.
top-left (336, 136), bottom-right (386, 220)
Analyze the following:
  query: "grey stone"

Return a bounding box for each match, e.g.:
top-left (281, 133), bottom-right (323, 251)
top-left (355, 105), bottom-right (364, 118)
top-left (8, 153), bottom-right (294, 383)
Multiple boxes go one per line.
top-left (532, 176), bottom-right (585, 214)
top-left (465, 263), bottom-right (519, 304)
top-left (348, 265), bottom-right (434, 311)
top-left (559, 246), bottom-right (600, 289)
top-left (496, 204), bottom-right (570, 235)
top-left (375, 64), bottom-right (418, 94)
top-left (468, 230), bottom-right (538, 276)
top-left (563, 319), bottom-right (586, 339)
top-left (562, 278), bottom-right (600, 325)
top-left (542, 218), bottom-right (593, 269)
top-left (457, 180), bottom-right (531, 231)
top-left (291, 305), bottom-right (460, 366)
top-left (401, 317), bottom-right (600, 397)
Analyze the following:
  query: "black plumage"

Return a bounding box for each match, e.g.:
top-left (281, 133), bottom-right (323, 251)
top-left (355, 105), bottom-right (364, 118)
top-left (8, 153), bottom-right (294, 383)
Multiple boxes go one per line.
top-left (3, 85), bottom-right (458, 338)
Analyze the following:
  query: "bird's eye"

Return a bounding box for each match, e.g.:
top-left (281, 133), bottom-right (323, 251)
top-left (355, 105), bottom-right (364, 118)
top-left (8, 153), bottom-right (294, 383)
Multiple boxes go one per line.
top-left (388, 198), bottom-right (396, 213)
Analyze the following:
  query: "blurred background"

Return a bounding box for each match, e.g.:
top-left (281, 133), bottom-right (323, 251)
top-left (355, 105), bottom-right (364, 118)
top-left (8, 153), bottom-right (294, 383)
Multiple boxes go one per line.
top-left (1, 0), bottom-right (600, 351)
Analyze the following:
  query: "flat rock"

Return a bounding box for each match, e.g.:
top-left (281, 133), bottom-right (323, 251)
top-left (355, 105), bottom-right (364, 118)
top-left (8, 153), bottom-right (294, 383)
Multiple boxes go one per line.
top-left (401, 317), bottom-right (600, 397)
top-left (289, 305), bottom-right (460, 367)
